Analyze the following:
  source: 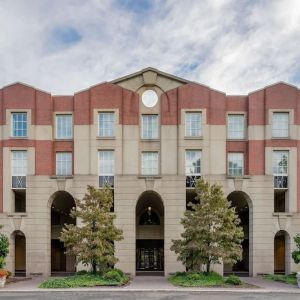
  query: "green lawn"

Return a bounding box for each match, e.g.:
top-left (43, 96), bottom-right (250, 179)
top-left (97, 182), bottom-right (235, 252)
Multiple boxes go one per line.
top-left (39, 271), bottom-right (129, 288)
top-left (169, 272), bottom-right (243, 287)
top-left (262, 273), bottom-right (297, 285)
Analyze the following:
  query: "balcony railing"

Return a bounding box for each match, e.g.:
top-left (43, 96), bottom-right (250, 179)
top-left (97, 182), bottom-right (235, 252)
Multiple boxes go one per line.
top-left (12, 176), bottom-right (26, 189)
top-left (274, 175), bottom-right (288, 189)
top-left (99, 176), bottom-right (114, 188)
top-left (186, 175), bottom-right (201, 188)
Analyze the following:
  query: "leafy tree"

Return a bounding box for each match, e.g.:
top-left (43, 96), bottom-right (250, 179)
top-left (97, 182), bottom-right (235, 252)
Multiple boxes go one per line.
top-left (0, 225), bottom-right (9, 269)
top-left (292, 234), bottom-right (300, 264)
top-left (171, 179), bottom-right (244, 273)
top-left (60, 185), bottom-right (123, 273)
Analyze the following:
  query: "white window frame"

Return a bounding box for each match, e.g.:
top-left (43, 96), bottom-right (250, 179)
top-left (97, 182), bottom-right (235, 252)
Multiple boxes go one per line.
top-left (56, 152), bottom-right (72, 176)
top-left (141, 152), bottom-right (159, 176)
top-left (227, 114), bottom-right (245, 140)
top-left (11, 112), bottom-right (28, 138)
top-left (228, 152), bottom-right (244, 176)
top-left (185, 150), bottom-right (201, 175)
top-left (98, 112), bottom-right (115, 137)
top-left (11, 150), bottom-right (27, 176)
top-left (55, 114), bottom-right (73, 139)
top-left (141, 114), bottom-right (159, 139)
top-left (98, 150), bottom-right (115, 176)
top-left (272, 150), bottom-right (288, 176)
top-left (272, 112), bottom-right (289, 138)
top-left (185, 112), bottom-right (202, 137)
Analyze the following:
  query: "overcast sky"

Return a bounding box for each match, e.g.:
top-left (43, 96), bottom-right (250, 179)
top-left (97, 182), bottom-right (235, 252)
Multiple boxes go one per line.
top-left (0, 0), bottom-right (300, 95)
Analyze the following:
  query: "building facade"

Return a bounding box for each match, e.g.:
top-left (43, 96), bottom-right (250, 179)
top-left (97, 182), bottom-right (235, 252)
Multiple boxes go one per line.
top-left (0, 67), bottom-right (300, 277)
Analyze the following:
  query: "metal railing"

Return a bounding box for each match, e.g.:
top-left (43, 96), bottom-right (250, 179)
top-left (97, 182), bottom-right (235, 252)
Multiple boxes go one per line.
top-left (12, 176), bottom-right (26, 189)
top-left (186, 175), bottom-right (201, 188)
top-left (99, 176), bottom-right (114, 188)
top-left (274, 175), bottom-right (288, 189)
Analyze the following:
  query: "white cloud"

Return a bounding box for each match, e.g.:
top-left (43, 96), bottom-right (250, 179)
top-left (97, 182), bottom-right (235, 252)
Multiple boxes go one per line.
top-left (0, 0), bottom-right (299, 94)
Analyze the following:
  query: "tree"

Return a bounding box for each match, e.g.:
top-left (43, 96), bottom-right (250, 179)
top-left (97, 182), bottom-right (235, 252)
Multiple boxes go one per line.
top-left (292, 234), bottom-right (300, 264)
top-left (0, 225), bottom-right (9, 269)
top-left (60, 185), bottom-right (123, 273)
top-left (171, 179), bottom-right (244, 273)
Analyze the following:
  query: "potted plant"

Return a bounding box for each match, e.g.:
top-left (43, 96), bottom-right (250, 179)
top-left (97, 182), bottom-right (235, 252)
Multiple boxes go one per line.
top-left (0, 268), bottom-right (9, 288)
top-left (292, 235), bottom-right (300, 288)
top-left (0, 226), bottom-right (9, 288)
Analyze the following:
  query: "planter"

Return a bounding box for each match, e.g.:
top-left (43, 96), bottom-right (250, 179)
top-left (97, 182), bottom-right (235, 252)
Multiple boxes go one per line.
top-left (297, 272), bottom-right (300, 288)
top-left (0, 276), bottom-right (6, 288)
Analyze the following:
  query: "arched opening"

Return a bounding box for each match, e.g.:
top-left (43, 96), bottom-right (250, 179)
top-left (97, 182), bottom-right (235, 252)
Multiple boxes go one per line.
top-left (50, 191), bottom-right (76, 274)
top-left (136, 191), bottom-right (164, 275)
top-left (224, 191), bottom-right (251, 276)
top-left (274, 230), bottom-right (290, 274)
top-left (12, 230), bottom-right (26, 277)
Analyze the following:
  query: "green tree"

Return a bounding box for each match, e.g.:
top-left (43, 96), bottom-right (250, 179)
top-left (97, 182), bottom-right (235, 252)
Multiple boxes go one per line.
top-left (60, 185), bottom-right (123, 273)
top-left (171, 179), bottom-right (244, 273)
top-left (0, 225), bottom-right (9, 269)
top-left (292, 234), bottom-right (300, 264)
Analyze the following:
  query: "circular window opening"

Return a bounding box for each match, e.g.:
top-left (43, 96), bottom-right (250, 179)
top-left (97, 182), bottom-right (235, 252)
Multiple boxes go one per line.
top-left (142, 90), bottom-right (158, 108)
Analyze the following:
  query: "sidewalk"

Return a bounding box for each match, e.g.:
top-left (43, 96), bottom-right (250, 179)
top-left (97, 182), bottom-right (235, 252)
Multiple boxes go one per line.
top-left (1, 275), bottom-right (299, 293)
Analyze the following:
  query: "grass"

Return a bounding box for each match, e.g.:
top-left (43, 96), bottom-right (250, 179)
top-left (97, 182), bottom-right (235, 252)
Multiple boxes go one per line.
top-left (168, 271), bottom-right (243, 287)
top-left (262, 273), bottom-right (297, 285)
top-left (39, 271), bottom-right (129, 288)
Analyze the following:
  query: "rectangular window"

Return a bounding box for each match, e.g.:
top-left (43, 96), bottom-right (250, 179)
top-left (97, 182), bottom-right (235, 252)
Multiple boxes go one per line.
top-left (141, 152), bottom-right (159, 175)
top-left (56, 152), bottom-right (72, 176)
top-left (272, 151), bottom-right (288, 175)
top-left (98, 112), bottom-right (115, 137)
top-left (185, 112), bottom-right (202, 137)
top-left (98, 150), bottom-right (114, 187)
top-left (56, 114), bottom-right (73, 139)
top-left (227, 114), bottom-right (245, 139)
top-left (185, 150), bottom-right (201, 175)
top-left (228, 153), bottom-right (244, 176)
top-left (12, 150), bottom-right (27, 189)
top-left (142, 115), bottom-right (159, 139)
top-left (272, 112), bottom-right (289, 138)
top-left (11, 112), bottom-right (28, 137)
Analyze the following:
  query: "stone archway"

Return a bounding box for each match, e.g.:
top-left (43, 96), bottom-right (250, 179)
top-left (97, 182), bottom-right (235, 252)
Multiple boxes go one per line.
top-left (136, 191), bottom-right (164, 275)
top-left (11, 230), bottom-right (26, 277)
top-left (274, 230), bottom-right (291, 275)
top-left (224, 191), bottom-right (252, 276)
top-left (50, 191), bottom-right (76, 274)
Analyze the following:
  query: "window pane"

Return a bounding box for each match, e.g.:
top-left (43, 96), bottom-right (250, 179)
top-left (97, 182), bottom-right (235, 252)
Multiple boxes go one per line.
top-left (228, 114), bottom-right (245, 139)
top-left (185, 112), bottom-right (202, 137)
top-left (272, 151), bottom-right (288, 175)
top-left (142, 115), bottom-right (158, 139)
top-left (12, 112), bottom-right (28, 137)
top-left (141, 152), bottom-right (158, 175)
top-left (12, 151), bottom-right (27, 176)
top-left (272, 112), bottom-right (289, 137)
top-left (98, 112), bottom-right (115, 137)
top-left (228, 153), bottom-right (244, 176)
top-left (56, 115), bottom-right (73, 139)
top-left (56, 152), bottom-right (72, 176)
top-left (98, 150), bottom-right (114, 175)
top-left (185, 150), bottom-right (201, 175)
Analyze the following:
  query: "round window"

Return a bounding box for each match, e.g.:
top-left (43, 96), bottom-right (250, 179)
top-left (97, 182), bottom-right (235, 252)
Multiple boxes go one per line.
top-left (142, 90), bottom-right (158, 107)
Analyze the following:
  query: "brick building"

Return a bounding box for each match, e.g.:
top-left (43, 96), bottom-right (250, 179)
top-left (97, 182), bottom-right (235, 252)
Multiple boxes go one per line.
top-left (0, 67), bottom-right (299, 276)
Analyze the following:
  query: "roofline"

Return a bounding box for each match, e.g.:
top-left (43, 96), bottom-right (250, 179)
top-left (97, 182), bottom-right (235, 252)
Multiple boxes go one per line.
top-left (248, 81), bottom-right (299, 95)
top-left (1, 81), bottom-right (51, 95)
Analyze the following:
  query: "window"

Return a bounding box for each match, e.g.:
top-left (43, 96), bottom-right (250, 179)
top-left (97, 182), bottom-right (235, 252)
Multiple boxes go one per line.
top-left (272, 151), bottom-right (288, 175)
top-left (142, 115), bottom-right (158, 139)
top-left (98, 150), bottom-right (114, 187)
top-left (185, 112), bottom-right (202, 137)
top-left (228, 153), bottom-right (244, 176)
top-left (12, 150), bottom-right (27, 189)
top-left (141, 152), bottom-right (159, 175)
top-left (272, 112), bottom-right (289, 138)
top-left (56, 152), bottom-right (72, 176)
top-left (11, 112), bottom-right (28, 137)
top-left (227, 114), bottom-right (245, 139)
top-left (56, 114), bottom-right (73, 139)
top-left (98, 112), bottom-right (115, 137)
top-left (185, 150), bottom-right (201, 175)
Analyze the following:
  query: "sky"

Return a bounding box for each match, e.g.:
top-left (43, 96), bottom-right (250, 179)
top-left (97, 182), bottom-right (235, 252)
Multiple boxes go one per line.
top-left (0, 0), bottom-right (300, 95)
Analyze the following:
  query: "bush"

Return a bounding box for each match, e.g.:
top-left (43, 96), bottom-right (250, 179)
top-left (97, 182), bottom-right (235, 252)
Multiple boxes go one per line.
top-left (103, 270), bottom-right (122, 281)
top-left (225, 275), bottom-right (242, 285)
top-left (0, 257), bottom-right (5, 269)
top-left (112, 268), bottom-right (124, 276)
top-left (76, 270), bottom-right (87, 275)
top-left (187, 273), bottom-right (202, 280)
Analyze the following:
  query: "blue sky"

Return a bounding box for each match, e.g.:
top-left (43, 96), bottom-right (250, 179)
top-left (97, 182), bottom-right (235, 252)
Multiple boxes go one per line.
top-left (0, 0), bottom-right (300, 94)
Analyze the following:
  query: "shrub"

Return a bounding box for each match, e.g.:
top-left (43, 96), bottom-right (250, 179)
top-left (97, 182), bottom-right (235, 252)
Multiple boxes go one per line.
top-left (187, 273), bottom-right (202, 281)
top-left (0, 257), bottom-right (5, 269)
top-left (0, 234), bottom-right (9, 258)
top-left (112, 268), bottom-right (124, 276)
top-left (103, 270), bottom-right (122, 281)
top-left (0, 269), bottom-right (9, 278)
top-left (225, 275), bottom-right (242, 285)
top-left (76, 270), bottom-right (87, 275)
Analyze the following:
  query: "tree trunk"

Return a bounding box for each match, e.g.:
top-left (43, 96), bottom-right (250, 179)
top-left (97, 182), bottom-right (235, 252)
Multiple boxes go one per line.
top-left (206, 262), bottom-right (210, 274)
top-left (92, 260), bottom-right (97, 274)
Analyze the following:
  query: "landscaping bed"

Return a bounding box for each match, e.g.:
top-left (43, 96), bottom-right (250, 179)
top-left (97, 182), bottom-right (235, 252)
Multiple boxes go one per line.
top-left (262, 273), bottom-right (297, 286)
top-left (39, 270), bottom-right (129, 288)
top-left (169, 272), bottom-right (246, 287)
